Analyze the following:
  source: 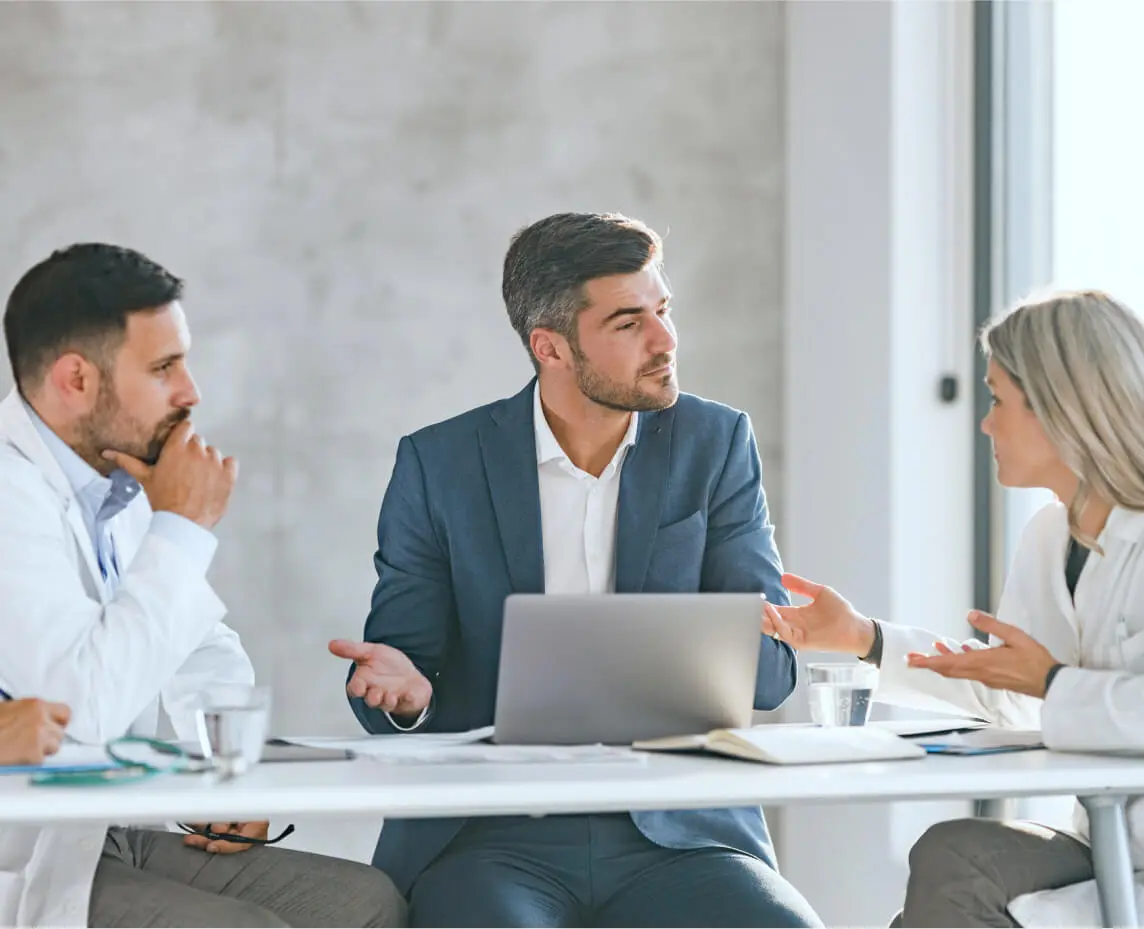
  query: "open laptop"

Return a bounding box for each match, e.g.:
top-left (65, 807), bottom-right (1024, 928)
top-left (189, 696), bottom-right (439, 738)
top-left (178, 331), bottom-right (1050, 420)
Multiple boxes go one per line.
top-left (492, 593), bottom-right (764, 745)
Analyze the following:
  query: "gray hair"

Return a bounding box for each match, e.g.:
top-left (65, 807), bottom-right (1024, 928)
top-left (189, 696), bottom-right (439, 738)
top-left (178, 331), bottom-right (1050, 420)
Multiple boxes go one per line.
top-left (501, 213), bottom-right (662, 368)
top-left (981, 290), bottom-right (1144, 548)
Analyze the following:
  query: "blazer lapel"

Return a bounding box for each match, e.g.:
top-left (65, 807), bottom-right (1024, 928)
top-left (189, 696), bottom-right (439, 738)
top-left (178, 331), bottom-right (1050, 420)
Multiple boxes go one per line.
top-left (478, 382), bottom-right (545, 594)
top-left (615, 406), bottom-right (674, 592)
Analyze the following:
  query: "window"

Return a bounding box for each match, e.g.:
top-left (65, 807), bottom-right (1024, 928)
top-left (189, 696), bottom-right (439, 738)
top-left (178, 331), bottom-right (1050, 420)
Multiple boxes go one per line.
top-left (983, 1), bottom-right (1144, 591)
top-left (976, 0), bottom-right (1055, 608)
top-left (1053, 1), bottom-right (1144, 307)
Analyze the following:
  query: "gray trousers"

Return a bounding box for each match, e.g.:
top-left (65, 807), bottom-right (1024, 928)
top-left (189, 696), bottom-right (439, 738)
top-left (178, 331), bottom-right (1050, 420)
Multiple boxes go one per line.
top-left (90, 827), bottom-right (407, 928)
top-left (895, 818), bottom-right (1094, 927)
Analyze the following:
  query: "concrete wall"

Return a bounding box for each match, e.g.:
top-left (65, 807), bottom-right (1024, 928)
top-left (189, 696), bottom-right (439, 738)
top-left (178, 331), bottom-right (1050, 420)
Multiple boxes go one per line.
top-left (0, 1), bottom-right (786, 861)
top-left (0, 0), bottom-right (786, 728)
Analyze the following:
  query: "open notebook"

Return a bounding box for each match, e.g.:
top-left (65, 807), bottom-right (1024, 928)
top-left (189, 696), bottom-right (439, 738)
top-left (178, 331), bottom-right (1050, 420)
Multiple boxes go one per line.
top-left (633, 725), bottom-right (926, 765)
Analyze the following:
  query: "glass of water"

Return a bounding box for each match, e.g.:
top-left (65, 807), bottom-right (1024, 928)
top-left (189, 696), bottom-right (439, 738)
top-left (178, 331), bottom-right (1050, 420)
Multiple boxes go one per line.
top-left (806, 662), bottom-right (879, 727)
top-left (193, 685), bottom-right (271, 778)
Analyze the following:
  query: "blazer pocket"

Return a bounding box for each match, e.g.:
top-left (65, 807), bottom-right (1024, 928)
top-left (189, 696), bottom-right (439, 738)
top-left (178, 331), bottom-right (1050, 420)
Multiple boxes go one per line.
top-left (646, 510), bottom-right (707, 590)
top-left (656, 509), bottom-right (707, 546)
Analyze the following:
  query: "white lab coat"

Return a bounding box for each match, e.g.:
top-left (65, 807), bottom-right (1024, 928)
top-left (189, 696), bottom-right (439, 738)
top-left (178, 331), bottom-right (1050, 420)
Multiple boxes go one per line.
top-left (0, 390), bottom-right (254, 927)
top-left (876, 500), bottom-right (1144, 927)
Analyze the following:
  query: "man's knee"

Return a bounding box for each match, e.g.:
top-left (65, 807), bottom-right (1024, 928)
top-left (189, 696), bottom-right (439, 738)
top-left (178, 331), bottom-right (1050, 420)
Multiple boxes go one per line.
top-left (338, 864), bottom-right (408, 927)
top-left (626, 852), bottom-right (822, 928)
top-left (752, 870), bottom-right (823, 928)
top-left (758, 893), bottom-right (824, 929)
top-left (196, 896), bottom-right (291, 928)
top-left (101, 893), bottom-right (290, 928)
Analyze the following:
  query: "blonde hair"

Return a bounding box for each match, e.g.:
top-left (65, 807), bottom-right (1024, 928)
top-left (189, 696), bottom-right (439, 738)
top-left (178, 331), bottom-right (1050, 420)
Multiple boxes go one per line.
top-left (981, 290), bottom-right (1144, 549)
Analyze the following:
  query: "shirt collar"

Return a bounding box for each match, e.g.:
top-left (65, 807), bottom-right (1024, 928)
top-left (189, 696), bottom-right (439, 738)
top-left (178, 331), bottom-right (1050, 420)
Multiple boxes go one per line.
top-left (532, 383), bottom-right (639, 467)
top-left (1102, 506), bottom-right (1144, 543)
top-left (22, 398), bottom-right (141, 521)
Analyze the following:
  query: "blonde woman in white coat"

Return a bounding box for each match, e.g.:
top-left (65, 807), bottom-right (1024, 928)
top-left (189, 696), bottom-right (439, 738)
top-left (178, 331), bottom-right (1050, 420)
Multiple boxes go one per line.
top-left (765, 289), bottom-right (1144, 928)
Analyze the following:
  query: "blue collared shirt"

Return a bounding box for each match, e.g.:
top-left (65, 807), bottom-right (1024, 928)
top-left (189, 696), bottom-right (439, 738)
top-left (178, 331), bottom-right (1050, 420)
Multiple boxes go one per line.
top-left (24, 400), bottom-right (217, 592)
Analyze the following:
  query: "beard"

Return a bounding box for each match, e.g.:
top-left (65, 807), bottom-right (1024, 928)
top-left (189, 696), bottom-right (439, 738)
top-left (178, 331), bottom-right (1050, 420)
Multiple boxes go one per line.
top-left (571, 347), bottom-right (680, 414)
top-left (78, 385), bottom-right (189, 471)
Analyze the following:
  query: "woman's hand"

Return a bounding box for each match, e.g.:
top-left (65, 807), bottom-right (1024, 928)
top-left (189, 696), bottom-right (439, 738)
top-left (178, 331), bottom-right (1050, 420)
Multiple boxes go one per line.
top-left (905, 611), bottom-right (1060, 698)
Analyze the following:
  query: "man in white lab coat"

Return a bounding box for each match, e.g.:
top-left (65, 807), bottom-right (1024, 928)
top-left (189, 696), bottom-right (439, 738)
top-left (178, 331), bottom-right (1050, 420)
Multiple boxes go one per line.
top-left (0, 244), bottom-right (405, 928)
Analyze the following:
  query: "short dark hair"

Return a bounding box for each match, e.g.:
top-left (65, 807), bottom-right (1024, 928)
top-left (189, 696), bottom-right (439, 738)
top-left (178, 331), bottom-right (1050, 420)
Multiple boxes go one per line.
top-left (4, 243), bottom-right (183, 391)
top-left (502, 212), bottom-right (662, 365)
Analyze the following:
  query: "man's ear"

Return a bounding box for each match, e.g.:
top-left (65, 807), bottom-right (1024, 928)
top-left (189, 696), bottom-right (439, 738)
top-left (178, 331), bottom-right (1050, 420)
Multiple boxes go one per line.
top-left (46, 352), bottom-right (102, 411)
top-left (529, 328), bottom-right (571, 369)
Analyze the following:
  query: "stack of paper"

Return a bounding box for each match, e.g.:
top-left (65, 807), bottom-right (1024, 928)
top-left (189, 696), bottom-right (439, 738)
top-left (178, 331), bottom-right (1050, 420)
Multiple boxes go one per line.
top-left (359, 744), bottom-right (645, 766)
top-left (870, 717), bottom-right (989, 738)
top-left (280, 729), bottom-right (645, 765)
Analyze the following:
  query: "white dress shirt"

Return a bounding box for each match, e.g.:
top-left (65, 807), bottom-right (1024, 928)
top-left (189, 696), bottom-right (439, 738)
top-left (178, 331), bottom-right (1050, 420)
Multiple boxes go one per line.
top-left (533, 384), bottom-right (638, 596)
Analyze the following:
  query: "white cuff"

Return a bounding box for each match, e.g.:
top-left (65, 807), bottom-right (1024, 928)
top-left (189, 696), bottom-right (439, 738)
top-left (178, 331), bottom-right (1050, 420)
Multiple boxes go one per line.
top-left (149, 512), bottom-right (218, 575)
top-left (384, 701), bottom-right (432, 732)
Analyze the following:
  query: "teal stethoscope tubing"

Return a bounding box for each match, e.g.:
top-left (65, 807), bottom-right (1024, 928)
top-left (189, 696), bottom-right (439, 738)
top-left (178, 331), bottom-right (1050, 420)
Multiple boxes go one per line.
top-left (31, 737), bottom-right (192, 786)
top-left (0, 688), bottom-right (191, 785)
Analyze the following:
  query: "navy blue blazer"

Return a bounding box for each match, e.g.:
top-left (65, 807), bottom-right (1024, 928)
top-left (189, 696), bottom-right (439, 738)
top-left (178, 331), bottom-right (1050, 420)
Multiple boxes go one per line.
top-left (351, 381), bottom-right (796, 894)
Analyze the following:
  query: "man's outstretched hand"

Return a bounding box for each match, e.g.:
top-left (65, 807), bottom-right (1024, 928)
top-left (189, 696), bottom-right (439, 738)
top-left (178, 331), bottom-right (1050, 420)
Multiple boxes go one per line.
top-left (328, 639), bottom-right (433, 717)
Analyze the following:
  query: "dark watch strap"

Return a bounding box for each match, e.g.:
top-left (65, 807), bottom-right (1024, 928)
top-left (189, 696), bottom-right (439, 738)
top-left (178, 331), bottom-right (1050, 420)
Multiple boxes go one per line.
top-left (859, 620), bottom-right (884, 668)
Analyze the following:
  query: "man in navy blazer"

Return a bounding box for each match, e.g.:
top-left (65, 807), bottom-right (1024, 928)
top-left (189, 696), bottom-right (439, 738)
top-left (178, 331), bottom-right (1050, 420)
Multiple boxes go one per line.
top-left (330, 213), bottom-right (821, 927)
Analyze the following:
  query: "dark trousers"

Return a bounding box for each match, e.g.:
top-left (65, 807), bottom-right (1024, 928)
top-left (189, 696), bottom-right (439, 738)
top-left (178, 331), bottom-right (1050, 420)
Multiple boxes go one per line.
top-left (408, 813), bottom-right (822, 928)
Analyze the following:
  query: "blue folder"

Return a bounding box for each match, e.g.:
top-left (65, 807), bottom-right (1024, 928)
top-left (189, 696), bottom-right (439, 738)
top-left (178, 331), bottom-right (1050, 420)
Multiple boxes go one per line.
top-left (0, 761), bottom-right (120, 776)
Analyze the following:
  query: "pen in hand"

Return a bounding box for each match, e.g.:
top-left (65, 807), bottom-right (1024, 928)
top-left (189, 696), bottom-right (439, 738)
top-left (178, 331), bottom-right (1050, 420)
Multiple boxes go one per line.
top-left (0, 686), bottom-right (81, 745)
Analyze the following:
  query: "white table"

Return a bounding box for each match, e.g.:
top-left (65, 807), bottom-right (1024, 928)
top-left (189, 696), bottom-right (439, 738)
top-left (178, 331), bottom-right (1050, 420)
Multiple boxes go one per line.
top-left (1, 749), bottom-right (1140, 926)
